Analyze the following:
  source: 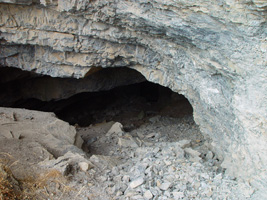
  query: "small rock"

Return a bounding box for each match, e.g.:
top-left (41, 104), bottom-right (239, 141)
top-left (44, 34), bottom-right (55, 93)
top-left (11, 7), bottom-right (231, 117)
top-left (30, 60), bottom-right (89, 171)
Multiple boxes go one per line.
top-left (173, 191), bottom-right (184, 199)
top-left (122, 175), bottom-right (130, 183)
top-left (184, 148), bottom-right (201, 162)
top-left (74, 134), bottom-right (84, 149)
top-left (132, 195), bottom-right (144, 199)
top-left (214, 173), bottom-right (222, 180)
top-left (144, 190), bottom-right (153, 199)
top-left (146, 132), bottom-right (159, 138)
top-left (97, 176), bottom-right (107, 182)
top-left (129, 177), bottom-right (144, 189)
top-left (137, 132), bottom-right (144, 139)
top-left (116, 191), bottom-right (123, 197)
top-left (206, 151), bottom-right (214, 160)
top-left (164, 160), bottom-right (172, 166)
top-left (118, 137), bottom-right (138, 148)
top-left (148, 115), bottom-right (161, 123)
top-left (184, 148), bottom-right (201, 157)
top-left (164, 190), bottom-right (171, 197)
top-left (79, 162), bottom-right (89, 171)
top-left (159, 182), bottom-right (172, 191)
top-left (106, 122), bottom-right (124, 136)
top-left (176, 140), bottom-right (191, 149)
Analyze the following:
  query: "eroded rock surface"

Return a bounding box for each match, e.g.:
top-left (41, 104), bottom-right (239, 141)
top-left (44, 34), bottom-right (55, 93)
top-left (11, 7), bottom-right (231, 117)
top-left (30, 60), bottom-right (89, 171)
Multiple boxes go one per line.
top-left (0, 0), bottom-right (266, 198)
top-left (0, 107), bottom-right (82, 158)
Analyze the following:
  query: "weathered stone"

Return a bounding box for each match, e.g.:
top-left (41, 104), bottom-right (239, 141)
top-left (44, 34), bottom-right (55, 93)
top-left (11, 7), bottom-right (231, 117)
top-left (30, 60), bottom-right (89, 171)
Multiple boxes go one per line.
top-left (144, 190), bottom-right (153, 199)
top-left (89, 155), bottom-right (122, 170)
top-left (0, 107), bottom-right (81, 157)
top-left (0, 0), bottom-right (266, 196)
top-left (185, 148), bottom-right (201, 156)
top-left (39, 151), bottom-right (92, 176)
top-left (129, 177), bottom-right (144, 189)
top-left (106, 122), bottom-right (124, 136)
top-left (158, 182), bottom-right (172, 191)
top-left (118, 137), bottom-right (138, 148)
top-left (206, 151), bottom-right (214, 160)
top-left (78, 162), bottom-right (89, 172)
top-left (176, 140), bottom-right (191, 149)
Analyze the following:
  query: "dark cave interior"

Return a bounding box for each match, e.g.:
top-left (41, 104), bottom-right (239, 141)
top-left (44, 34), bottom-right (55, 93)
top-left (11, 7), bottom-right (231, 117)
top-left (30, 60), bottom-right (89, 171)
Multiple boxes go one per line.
top-left (0, 67), bottom-right (193, 129)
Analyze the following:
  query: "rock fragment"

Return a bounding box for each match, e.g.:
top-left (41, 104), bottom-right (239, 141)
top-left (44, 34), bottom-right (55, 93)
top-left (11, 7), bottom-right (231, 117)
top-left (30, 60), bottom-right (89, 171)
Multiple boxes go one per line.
top-left (78, 162), bottom-right (89, 171)
top-left (173, 191), bottom-right (184, 199)
top-left (184, 148), bottom-right (201, 162)
top-left (106, 122), bottom-right (124, 136)
top-left (144, 190), bottom-right (153, 199)
top-left (158, 182), bottom-right (172, 191)
top-left (129, 177), bottom-right (144, 189)
top-left (118, 137), bottom-right (138, 148)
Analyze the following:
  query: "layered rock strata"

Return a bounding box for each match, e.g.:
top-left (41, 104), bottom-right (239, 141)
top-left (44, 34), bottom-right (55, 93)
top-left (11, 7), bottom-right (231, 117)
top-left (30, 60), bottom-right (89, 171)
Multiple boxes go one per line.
top-left (0, 0), bottom-right (266, 198)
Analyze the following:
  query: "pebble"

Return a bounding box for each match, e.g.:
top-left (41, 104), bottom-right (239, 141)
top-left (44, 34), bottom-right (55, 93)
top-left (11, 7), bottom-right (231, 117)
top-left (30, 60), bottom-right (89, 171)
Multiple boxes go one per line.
top-left (129, 177), bottom-right (145, 189)
top-left (158, 182), bottom-right (172, 191)
top-left (173, 191), bottom-right (184, 199)
top-left (106, 122), bottom-right (124, 136)
top-left (78, 162), bottom-right (89, 171)
top-left (118, 137), bottom-right (138, 148)
top-left (144, 190), bottom-right (153, 199)
top-left (206, 151), bottom-right (214, 160)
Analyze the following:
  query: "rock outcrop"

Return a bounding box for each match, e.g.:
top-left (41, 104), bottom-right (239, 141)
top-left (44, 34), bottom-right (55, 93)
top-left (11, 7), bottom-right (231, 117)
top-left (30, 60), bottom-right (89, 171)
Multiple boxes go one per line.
top-left (0, 107), bottom-right (82, 157)
top-left (0, 0), bottom-right (266, 198)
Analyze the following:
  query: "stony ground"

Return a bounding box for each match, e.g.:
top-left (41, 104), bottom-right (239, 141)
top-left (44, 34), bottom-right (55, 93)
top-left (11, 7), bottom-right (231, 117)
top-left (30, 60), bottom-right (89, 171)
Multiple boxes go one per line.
top-left (0, 94), bottom-right (252, 199)
top-left (71, 115), bottom-right (246, 200)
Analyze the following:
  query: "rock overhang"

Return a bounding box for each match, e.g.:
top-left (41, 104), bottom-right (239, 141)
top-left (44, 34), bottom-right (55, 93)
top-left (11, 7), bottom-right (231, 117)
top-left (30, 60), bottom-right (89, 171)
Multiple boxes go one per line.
top-left (0, 0), bottom-right (266, 198)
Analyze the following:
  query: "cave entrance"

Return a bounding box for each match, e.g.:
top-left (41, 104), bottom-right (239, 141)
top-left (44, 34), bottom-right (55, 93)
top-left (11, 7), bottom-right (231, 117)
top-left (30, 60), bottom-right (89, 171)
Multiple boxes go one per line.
top-left (0, 66), bottom-right (228, 200)
top-left (0, 67), bottom-right (193, 130)
top-left (54, 81), bottom-right (193, 130)
top-left (0, 66), bottom-right (206, 156)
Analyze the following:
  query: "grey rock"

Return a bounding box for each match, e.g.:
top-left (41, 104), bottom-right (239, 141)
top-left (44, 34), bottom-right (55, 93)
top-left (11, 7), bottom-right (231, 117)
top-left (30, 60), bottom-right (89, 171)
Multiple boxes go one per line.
top-left (144, 190), bottom-right (153, 199)
top-left (0, 107), bottom-right (80, 158)
top-left (106, 122), bottom-right (124, 136)
top-left (184, 148), bottom-right (202, 162)
top-left (129, 177), bottom-right (145, 189)
top-left (176, 140), bottom-right (191, 149)
top-left (206, 151), bottom-right (214, 160)
top-left (78, 162), bottom-right (89, 172)
top-left (158, 182), bottom-right (172, 191)
top-left (118, 137), bottom-right (139, 148)
top-left (0, 0), bottom-right (266, 196)
top-left (39, 151), bottom-right (92, 176)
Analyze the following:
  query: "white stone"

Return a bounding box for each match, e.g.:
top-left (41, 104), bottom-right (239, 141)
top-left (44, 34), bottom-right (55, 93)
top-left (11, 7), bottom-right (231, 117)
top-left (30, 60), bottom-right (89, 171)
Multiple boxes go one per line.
top-left (144, 190), bottom-right (153, 199)
top-left (118, 137), bottom-right (138, 148)
top-left (172, 191), bottom-right (184, 199)
top-left (206, 151), bottom-right (214, 160)
top-left (184, 148), bottom-right (201, 162)
top-left (106, 122), bottom-right (124, 136)
top-left (129, 177), bottom-right (144, 189)
top-left (176, 140), bottom-right (191, 149)
top-left (159, 182), bottom-right (172, 191)
top-left (184, 148), bottom-right (201, 157)
top-left (79, 162), bottom-right (89, 171)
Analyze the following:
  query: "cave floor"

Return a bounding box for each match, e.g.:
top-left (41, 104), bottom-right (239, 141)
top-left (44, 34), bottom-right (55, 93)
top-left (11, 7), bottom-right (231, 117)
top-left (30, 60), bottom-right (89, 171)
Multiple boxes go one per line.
top-left (0, 95), bottom-right (246, 199)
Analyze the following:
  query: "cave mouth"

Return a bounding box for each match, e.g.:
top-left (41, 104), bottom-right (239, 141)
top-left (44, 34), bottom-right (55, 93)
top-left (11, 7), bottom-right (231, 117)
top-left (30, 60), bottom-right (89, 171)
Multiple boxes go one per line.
top-left (0, 66), bottom-right (193, 130)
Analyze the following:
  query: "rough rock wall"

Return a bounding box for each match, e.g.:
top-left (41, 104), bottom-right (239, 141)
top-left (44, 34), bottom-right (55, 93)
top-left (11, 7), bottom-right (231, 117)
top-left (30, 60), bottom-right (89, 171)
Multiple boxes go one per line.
top-left (0, 0), bottom-right (266, 197)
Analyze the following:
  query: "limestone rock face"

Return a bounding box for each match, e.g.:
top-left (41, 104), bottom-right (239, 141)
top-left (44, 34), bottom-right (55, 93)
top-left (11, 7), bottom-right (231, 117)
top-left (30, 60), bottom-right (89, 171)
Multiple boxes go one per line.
top-left (0, 0), bottom-right (266, 197)
top-left (0, 107), bottom-right (82, 157)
